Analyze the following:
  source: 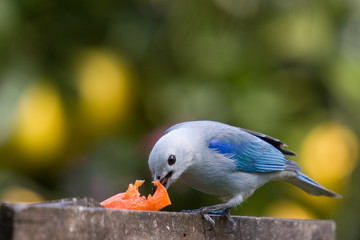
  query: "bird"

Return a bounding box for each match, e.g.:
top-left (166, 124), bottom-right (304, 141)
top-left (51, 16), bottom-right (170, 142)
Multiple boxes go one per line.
top-left (148, 120), bottom-right (341, 227)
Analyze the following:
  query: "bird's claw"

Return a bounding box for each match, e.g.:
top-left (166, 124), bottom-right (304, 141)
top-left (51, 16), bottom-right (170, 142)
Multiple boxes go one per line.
top-left (181, 208), bottom-right (217, 230)
top-left (182, 206), bottom-right (227, 214)
top-left (182, 207), bottom-right (235, 232)
top-left (207, 208), bottom-right (230, 215)
top-left (181, 208), bottom-right (202, 214)
top-left (202, 213), bottom-right (216, 230)
top-left (224, 213), bottom-right (236, 234)
top-left (181, 207), bottom-right (210, 214)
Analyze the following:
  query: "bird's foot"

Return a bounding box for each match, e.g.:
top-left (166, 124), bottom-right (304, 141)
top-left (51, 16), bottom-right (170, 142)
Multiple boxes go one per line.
top-left (182, 207), bottom-right (235, 232)
top-left (181, 207), bottom-right (207, 214)
top-left (181, 206), bottom-right (228, 214)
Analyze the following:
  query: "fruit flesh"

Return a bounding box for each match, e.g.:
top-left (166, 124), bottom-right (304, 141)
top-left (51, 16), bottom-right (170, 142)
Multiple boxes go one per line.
top-left (100, 180), bottom-right (171, 211)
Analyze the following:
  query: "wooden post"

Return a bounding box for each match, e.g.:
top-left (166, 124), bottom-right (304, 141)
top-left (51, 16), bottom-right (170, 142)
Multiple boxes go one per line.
top-left (0, 198), bottom-right (336, 240)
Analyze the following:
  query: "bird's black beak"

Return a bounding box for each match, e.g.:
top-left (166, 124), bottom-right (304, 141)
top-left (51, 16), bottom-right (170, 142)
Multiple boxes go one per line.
top-left (152, 183), bottom-right (158, 192)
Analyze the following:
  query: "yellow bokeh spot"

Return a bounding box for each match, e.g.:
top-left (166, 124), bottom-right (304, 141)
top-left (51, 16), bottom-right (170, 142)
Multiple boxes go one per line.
top-left (294, 122), bottom-right (358, 212)
top-left (301, 122), bottom-right (359, 187)
top-left (12, 82), bottom-right (66, 165)
top-left (265, 200), bottom-right (315, 219)
top-left (1, 186), bottom-right (44, 203)
top-left (76, 49), bottom-right (132, 131)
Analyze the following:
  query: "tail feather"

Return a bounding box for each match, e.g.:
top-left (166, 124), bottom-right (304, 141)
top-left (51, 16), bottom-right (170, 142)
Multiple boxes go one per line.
top-left (286, 172), bottom-right (342, 198)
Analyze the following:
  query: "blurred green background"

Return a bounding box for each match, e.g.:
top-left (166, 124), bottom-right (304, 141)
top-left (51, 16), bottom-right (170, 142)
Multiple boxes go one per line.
top-left (0, 0), bottom-right (360, 238)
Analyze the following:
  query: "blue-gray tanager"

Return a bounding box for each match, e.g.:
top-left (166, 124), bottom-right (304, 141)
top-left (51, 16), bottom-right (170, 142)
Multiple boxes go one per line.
top-left (148, 120), bottom-right (341, 222)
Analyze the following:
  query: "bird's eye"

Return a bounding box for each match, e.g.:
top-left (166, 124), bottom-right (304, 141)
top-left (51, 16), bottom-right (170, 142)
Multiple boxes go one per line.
top-left (167, 154), bottom-right (176, 166)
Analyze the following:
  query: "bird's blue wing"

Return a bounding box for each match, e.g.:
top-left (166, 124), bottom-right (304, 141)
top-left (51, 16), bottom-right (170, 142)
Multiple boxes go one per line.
top-left (208, 132), bottom-right (288, 173)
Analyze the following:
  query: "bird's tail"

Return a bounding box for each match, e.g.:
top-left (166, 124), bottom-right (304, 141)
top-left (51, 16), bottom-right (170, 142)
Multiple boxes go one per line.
top-left (286, 172), bottom-right (342, 198)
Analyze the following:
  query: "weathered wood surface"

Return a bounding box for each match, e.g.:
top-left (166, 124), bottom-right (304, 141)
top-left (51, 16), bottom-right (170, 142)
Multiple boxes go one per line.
top-left (0, 198), bottom-right (336, 240)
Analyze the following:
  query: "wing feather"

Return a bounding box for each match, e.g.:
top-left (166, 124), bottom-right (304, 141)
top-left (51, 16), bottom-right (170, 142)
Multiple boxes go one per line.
top-left (209, 132), bottom-right (288, 173)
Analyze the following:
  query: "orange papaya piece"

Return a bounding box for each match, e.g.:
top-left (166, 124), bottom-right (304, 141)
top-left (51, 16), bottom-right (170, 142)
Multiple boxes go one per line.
top-left (100, 180), bottom-right (171, 211)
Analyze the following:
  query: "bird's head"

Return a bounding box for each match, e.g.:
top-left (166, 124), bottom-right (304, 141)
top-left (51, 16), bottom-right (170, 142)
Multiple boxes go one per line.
top-left (148, 129), bottom-right (196, 190)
